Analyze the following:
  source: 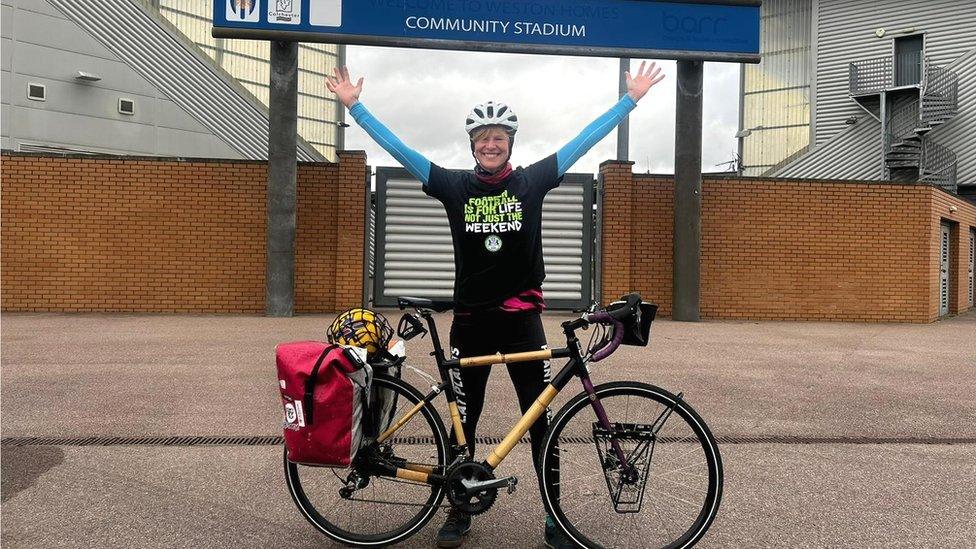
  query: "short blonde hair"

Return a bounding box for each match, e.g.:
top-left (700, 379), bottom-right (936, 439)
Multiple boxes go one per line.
top-left (470, 126), bottom-right (509, 143)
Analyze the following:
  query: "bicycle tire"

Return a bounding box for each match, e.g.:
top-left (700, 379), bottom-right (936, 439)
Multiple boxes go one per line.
top-left (539, 381), bottom-right (723, 549)
top-left (284, 374), bottom-right (449, 547)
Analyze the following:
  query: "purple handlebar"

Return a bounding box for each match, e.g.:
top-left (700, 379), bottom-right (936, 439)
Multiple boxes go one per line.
top-left (586, 311), bottom-right (625, 362)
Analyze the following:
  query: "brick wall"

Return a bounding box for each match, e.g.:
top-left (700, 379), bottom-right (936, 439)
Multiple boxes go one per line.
top-left (6, 152), bottom-right (974, 321)
top-left (1, 152), bottom-right (367, 313)
top-left (600, 160), bottom-right (976, 322)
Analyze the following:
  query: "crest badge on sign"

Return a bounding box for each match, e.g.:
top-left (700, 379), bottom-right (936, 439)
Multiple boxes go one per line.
top-left (226, 0), bottom-right (259, 22)
top-left (269, 0), bottom-right (302, 25)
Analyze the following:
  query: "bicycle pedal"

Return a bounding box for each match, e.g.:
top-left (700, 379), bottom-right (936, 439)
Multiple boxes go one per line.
top-left (507, 477), bottom-right (518, 494)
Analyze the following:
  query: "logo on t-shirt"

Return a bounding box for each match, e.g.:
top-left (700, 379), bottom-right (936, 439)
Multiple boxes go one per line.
top-left (464, 190), bottom-right (523, 234)
top-left (485, 235), bottom-right (503, 252)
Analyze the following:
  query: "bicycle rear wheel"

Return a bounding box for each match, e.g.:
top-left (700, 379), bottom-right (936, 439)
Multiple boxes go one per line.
top-left (284, 374), bottom-right (448, 547)
top-left (540, 381), bottom-right (722, 549)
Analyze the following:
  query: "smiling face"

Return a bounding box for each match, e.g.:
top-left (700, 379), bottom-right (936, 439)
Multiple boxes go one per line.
top-left (471, 126), bottom-right (511, 172)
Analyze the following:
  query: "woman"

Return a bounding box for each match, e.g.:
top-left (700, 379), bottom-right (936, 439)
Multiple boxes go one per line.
top-left (327, 61), bottom-right (664, 549)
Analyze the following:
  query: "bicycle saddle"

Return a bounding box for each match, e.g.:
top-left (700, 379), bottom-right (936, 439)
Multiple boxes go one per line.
top-left (397, 296), bottom-right (456, 312)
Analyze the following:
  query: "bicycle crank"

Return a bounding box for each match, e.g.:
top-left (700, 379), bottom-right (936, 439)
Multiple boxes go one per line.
top-left (445, 461), bottom-right (515, 515)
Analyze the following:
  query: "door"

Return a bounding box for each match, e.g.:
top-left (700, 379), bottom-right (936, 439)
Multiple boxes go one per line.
top-left (894, 35), bottom-right (923, 87)
top-left (969, 228), bottom-right (974, 308)
top-left (940, 223), bottom-right (950, 316)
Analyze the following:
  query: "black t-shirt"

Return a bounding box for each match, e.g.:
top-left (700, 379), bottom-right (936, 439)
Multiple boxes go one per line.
top-left (424, 154), bottom-right (562, 310)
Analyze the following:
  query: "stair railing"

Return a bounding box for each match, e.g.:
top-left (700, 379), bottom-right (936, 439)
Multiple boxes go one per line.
top-left (849, 56), bottom-right (892, 95)
top-left (919, 139), bottom-right (958, 192)
top-left (920, 60), bottom-right (959, 125)
top-left (884, 100), bottom-right (921, 154)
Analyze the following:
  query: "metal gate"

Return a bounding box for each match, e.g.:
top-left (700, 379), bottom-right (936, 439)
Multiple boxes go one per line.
top-left (373, 167), bottom-right (593, 310)
top-left (940, 223), bottom-right (950, 317)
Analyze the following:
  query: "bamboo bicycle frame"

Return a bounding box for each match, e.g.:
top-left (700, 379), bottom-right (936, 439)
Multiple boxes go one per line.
top-left (374, 309), bottom-right (591, 484)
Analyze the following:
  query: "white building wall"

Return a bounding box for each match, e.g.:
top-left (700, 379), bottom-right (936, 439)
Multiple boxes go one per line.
top-left (814, 0), bottom-right (976, 146)
top-left (1, 0), bottom-right (242, 158)
top-left (772, 0), bottom-right (976, 189)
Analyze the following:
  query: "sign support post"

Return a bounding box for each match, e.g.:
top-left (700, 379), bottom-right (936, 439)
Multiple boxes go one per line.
top-left (673, 60), bottom-right (703, 321)
top-left (617, 57), bottom-right (630, 161)
top-left (266, 40), bottom-right (298, 316)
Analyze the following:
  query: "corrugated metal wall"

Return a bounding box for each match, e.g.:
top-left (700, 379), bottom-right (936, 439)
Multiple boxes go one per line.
top-left (776, 92), bottom-right (917, 180)
top-left (775, 0), bottom-right (975, 187)
top-left (774, 116), bottom-right (882, 179)
top-left (815, 0), bottom-right (976, 146)
top-left (47, 0), bottom-right (322, 161)
top-left (928, 47), bottom-right (976, 186)
top-left (373, 168), bottom-right (593, 310)
top-left (739, 0), bottom-right (812, 176)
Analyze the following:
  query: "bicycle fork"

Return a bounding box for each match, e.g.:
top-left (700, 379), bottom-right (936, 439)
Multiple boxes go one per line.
top-left (580, 375), bottom-right (632, 468)
top-left (581, 376), bottom-right (683, 473)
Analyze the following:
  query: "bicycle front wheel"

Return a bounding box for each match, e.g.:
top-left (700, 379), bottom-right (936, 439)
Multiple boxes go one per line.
top-left (540, 381), bottom-right (723, 549)
top-left (284, 374), bottom-right (449, 547)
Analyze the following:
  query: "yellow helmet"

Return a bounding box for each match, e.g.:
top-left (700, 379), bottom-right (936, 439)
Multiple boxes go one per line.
top-left (327, 308), bottom-right (394, 357)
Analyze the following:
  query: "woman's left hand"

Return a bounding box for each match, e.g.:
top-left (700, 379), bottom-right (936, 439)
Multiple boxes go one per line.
top-left (626, 61), bottom-right (665, 102)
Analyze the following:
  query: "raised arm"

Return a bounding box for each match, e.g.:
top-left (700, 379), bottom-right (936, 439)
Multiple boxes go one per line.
top-left (556, 61), bottom-right (665, 176)
top-left (327, 67), bottom-right (431, 185)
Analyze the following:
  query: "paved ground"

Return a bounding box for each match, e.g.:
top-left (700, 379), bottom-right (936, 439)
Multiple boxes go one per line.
top-left (2, 311), bottom-right (975, 547)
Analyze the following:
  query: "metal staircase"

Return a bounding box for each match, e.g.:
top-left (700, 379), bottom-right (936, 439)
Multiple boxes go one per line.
top-left (851, 55), bottom-right (960, 192)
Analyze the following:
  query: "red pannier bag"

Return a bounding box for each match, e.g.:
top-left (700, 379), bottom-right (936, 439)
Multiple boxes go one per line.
top-left (276, 341), bottom-right (371, 467)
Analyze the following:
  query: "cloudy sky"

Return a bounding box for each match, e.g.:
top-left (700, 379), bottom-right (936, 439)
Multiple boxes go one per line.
top-left (343, 45), bottom-right (742, 176)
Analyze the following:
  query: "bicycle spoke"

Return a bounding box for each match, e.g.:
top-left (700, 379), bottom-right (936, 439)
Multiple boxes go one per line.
top-left (652, 476), bottom-right (708, 496)
top-left (564, 491), bottom-right (610, 515)
top-left (660, 442), bottom-right (708, 463)
top-left (553, 469), bottom-right (610, 488)
top-left (654, 459), bottom-right (708, 477)
top-left (644, 485), bottom-right (701, 508)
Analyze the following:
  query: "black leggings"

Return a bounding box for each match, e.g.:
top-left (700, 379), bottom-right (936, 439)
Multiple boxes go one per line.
top-left (448, 311), bottom-right (551, 473)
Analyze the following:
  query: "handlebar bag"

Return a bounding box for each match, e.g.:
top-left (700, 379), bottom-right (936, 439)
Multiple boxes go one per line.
top-left (607, 300), bottom-right (659, 346)
top-left (276, 341), bottom-right (371, 467)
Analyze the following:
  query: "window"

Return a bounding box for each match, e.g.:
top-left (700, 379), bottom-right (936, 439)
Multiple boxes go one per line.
top-left (28, 83), bottom-right (46, 101)
top-left (118, 98), bottom-right (135, 115)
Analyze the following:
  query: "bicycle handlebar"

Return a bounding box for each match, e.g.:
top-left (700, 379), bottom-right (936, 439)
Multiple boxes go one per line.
top-left (578, 293), bottom-right (641, 362)
top-left (586, 313), bottom-right (624, 362)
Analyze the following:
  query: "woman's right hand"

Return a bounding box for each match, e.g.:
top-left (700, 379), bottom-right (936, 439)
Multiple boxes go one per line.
top-left (326, 66), bottom-right (363, 109)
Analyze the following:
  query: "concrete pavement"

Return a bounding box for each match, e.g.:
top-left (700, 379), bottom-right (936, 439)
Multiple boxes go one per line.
top-left (2, 311), bottom-right (975, 547)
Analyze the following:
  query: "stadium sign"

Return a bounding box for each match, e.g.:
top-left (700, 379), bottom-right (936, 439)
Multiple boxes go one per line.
top-left (213, 0), bottom-right (761, 63)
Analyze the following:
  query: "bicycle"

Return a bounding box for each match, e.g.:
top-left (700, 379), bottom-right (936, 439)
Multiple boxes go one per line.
top-left (284, 293), bottom-right (724, 548)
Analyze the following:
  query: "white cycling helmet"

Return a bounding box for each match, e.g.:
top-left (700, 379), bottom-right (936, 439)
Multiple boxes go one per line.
top-left (465, 101), bottom-right (519, 136)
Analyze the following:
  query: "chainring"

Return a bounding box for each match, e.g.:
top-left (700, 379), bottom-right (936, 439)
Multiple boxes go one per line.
top-left (445, 461), bottom-right (498, 515)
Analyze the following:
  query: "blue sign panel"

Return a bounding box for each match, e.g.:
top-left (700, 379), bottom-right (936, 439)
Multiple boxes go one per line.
top-left (213, 0), bottom-right (760, 63)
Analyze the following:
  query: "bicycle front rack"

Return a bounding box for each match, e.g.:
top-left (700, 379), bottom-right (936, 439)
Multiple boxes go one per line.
top-left (592, 422), bottom-right (655, 513)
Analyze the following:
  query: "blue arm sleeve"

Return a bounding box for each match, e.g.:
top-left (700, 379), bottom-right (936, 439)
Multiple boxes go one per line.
top-left (556, 95), bottom-right (638, 176)
top-left (349, 102), bottom-right (431, 185)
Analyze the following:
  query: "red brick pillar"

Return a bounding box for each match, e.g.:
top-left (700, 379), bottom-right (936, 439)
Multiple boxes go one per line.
top-left (334, 151), bottom-right (368, 311)
top-left (599, 160), bottom-right (634, 304)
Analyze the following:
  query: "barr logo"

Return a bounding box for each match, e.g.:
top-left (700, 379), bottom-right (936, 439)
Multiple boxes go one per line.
top-left (663, 12), bottom-right (727, 34)
top-left (226, 0), bottom-right (259, 22)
